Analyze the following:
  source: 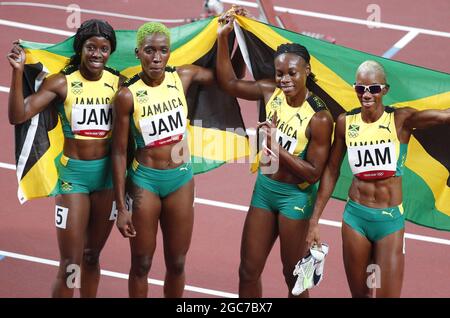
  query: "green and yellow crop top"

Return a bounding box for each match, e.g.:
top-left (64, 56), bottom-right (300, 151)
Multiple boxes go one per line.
top-left (345, 106), bottom-right (408, 180)
top-left (57, 65), bottom-right (120, 139)
top-left (265, 88), bottom-right (328, 157)
top-left (124, 67), bottom-right (189, 148)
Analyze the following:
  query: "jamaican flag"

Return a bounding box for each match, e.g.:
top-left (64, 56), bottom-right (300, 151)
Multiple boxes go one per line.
top-left (14, 16), bottom-right (450, 232)
top-left (233, 15), bottom-right (450, 231)
top-left (16, 17), bottom-right (249, 203)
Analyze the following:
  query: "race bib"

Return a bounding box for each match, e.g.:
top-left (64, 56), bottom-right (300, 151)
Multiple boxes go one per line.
top-left (71, 104), bottom-right (112, 138)
top-left (348, 142), bottom-right (396, 179)
top-left (139, 107), bottom-right (186, 147)
top-left (276, 130), bottom-right (298, 155)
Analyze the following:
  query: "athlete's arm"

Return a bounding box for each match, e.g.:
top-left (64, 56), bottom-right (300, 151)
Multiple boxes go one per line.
top-left (216, 16), bottom-right (275, 101)
top-left (306, 113), bottom-right (346, 248)
top-left (279, 110), bottom-right (334, 184)
top-left (176, 64), bottom-right (215, 95)
top-left (403, 107), bottom-right (450, 130)
top-left (7, 43), bottom-right (66, 124)
top-left (112, 86), bottom-right (136, 238)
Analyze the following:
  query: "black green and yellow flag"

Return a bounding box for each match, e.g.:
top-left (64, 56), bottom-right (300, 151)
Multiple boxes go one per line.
top-left (233, 15), bottom-right (450, 231)
top-left (14, 15), bottom-right (450, 231)
top-left (16, 17), bottom-right (249, 203)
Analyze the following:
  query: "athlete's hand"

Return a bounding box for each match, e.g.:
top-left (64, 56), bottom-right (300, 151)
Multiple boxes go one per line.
top-left (7, 41), bottom-right (25, 71)
top-left (116, 208), bottom-right (136, 238)
top-left (305, 219), bottom-right (321, 249)
top-left (230, 5), bottom-right (251, 17)
top-left (218, 14), bottom-right (235, 37)
top-left (258, 111), bottom-right (278, 157)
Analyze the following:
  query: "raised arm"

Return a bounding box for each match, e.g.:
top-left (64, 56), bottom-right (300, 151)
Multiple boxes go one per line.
top-left (7, 42), bottom-right (65, 124)
top-left (402, 107), bottom-right (450, 130)
top-left (111, 87), bottom-right (136, 238)
top-left (176, 64), bottom-right (215, 95)
top-left (306, 113), bottom-right (347, 248)
top-left (216, 16), bottom-right (275, 101)
top-left (279, 110), bottom-right (334, 184)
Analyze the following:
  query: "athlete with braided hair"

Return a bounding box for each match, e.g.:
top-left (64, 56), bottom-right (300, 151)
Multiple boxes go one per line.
top-left (217, 15), bottom-right (334, 297)
top-left (8, 19), bottom-right (125, 297)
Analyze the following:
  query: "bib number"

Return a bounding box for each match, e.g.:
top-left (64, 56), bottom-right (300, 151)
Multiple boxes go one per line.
top-left (139, 108), bottom-right (186, 147)
top-left (71, 104), bottom-right (112, 138)
top-left (348, 143), bottom-right (396, 179)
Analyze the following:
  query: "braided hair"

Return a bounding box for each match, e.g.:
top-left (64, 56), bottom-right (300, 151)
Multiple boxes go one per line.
top-left (275, 43), bottom-right (316, 83)
top-left (67, 19), bottom-right (116, 67)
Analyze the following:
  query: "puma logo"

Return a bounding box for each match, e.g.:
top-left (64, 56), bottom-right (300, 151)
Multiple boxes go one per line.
top-left (382, 210), bottom-right (393, 218)
top-left (294, 206), bottom-right (305, 213)
top-left (296, 114), bottom-right (307, 126)
top-left (378, 123), bottom-right (391, 133)
top-left (104, 82), bottom-right (115, 92)
top-left (167, 84), bottom-right (178, 90)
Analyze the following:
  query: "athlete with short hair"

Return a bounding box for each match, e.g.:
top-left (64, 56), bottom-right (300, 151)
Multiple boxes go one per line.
top-left (306, 60), bottom-right (450, 297)
top-left (112, 21), bottom-right (245, 298)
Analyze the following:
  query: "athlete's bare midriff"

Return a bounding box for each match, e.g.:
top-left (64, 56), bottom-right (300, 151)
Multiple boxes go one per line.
top-left (135, 138), bottom-right (189, 169)
top-left (348, 176), bottom-right (403, 208)
top-left (63, 138), bottom-right (110, 160)
top-left (264, 162), bottom-right (307, 184)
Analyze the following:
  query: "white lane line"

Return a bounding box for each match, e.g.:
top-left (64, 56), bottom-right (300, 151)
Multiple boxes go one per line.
top-left (195, 197), bottom-right (248, 212)
top-left (404, 233), bottom-right (450, 246)
top-left (0, 160), bottom-right (449, 246)
top-left (222, 0), bottom-right (450, 38)
top-left (0, 249), bottom-right (238, 298)
top-left (0, 1), bottom-right (187, 24)
top-left (393, 30), bottom-right (421, 48)
top-left (0, 162), bottom-right (15, 170)
top-left (0, 86), bottom-right (10, 93)
top-left (383, 30), bottom-right (420, 58)
top-left (194, 197), bottom-right (450, 246)
top-left (0, 18), bottom-right (74, 36)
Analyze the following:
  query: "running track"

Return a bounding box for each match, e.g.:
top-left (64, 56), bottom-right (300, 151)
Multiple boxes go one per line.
top-left (0, 0), bottom-right (449, 298)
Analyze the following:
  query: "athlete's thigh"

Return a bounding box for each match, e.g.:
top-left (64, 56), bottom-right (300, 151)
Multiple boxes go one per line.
top-left (55, 193), bottom-right (90, 260)
top-left (128, 181), bottom-right (161, 256)
top-left (342, 222), bottom-right (373, 296)
top-left (160, 179), bottom-right (194, 256)
top-left (84, 189), bottom-right (115, 252)
top-left (278, 216), bottom-right (309, 277)
top-left (373, 228), bottom-right (405, 297)
top-left (240, 206), bottom-right (278, 272)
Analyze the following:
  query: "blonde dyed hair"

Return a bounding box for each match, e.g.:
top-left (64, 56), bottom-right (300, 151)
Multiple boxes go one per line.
top-left (356, 60), bottom-right (387, 83)
top-left (136, 22), bottom-right (170, 48)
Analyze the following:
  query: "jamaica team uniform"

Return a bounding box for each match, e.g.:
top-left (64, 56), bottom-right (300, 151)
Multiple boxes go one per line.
top-left (251, 88), bottom-right (328, 220)
top-left (125, 68), bottom-right (193, 198)
top-left (54, 65), bottom-right (120, 195)
top-left (343, 106), bottom-right (408, 241)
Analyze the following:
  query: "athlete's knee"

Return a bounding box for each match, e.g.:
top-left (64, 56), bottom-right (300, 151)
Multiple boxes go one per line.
top-left (239, 261), bottom-right (260, 283)
top-left (83, 248), bottom-right (100, 267)
top-left (282, 265), bottom-right (296, 288)
top-left (130, 255), bottom-right (153, 277)
top-left (166, 255), bottom-right (186, 276)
